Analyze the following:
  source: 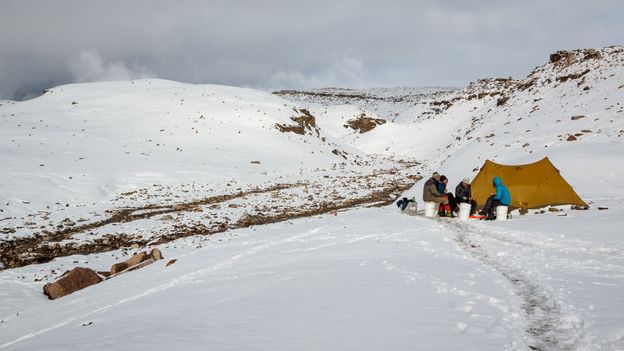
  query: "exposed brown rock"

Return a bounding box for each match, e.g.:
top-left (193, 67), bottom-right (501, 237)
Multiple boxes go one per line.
top-left (331, 149), bottom-right (348, 159)
top-left (557, 69), bottom-right (591, 83)
top-left (517, 79), bottom-right (536, 91)
top-left (549, 50), bottom-right (575, 66)
top-left (43, 267), bottom-right (102, 300)
top-left (343, 113), bottom-right (386, 133)
top-left (150, 248), bottom-right (163, 260)
top-left (275, 109), bottom-right (319, 136)
top-left (166, 259), bottom-right (177, 267)
top-left (571, 115), bottom-right (586, 120)
top-left (110, 251), bottom-right (148, 275)
top-left (583, 50), bottom-right (602, 61)
top-left (496, 97), bottom-right (509, 106)
top-left (567, 135), bottom-right (577, 141)
top-left (109, 248), bottom-right (163, 276)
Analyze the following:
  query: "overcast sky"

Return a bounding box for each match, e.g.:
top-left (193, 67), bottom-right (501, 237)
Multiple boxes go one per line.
top-left (1, 0), bottom-right (622, 100)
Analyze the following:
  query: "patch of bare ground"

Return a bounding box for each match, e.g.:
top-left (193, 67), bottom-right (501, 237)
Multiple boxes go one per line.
top-left (0, 170), bottom-right (421, 270)
top-left (343, 113), bottom-right (387, 133)
top-left (275, 108), bottom-right (319, 136)
top-left (0, 183), bottom-right (299, 269)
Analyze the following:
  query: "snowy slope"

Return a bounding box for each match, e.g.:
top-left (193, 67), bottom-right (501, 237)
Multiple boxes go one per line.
top-left (0, 80), bottom-right (422, 268)
top-left (0, 79), bottom-right (370, 218)
top-left (279, 47), bottom-right (624, 203)
top-left (1, 47), bottom-right (624, 351)
top-left (2, 200), bottom-right (623, 350)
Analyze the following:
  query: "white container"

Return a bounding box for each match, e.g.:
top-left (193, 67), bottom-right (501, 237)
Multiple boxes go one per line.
top-left (424, 202), bottom-right (437, 218)
top-left (406, 202), bottom-right (418, 216)
top-left (496, 206), bottom-right (508, 221)
top-left (458, 203), bottom-right (471, 221)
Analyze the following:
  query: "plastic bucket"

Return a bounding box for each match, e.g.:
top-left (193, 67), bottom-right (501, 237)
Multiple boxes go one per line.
top-left (406, 202), bottom-right (417, 216)
top-left (424, 202), bottom-right (437, 218)
top-left (458, 203), bottom-right (471, 221)
top-left (496, 206), bottom-right (508, 221)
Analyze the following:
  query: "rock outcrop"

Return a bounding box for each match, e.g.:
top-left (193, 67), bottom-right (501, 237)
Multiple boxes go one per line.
top-left (110, 248), bottom-right (163, 276)
top-left (42, 248), bottom-right (164, 299)
top-left (43, 267), bottom-right (103, 300)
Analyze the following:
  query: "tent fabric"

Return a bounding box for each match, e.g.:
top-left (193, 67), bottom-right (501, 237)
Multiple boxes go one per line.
top-left (471, 157), bottom-right (587, 209)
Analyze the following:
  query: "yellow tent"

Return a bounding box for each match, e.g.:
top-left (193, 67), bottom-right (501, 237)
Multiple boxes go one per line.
top-left (471, 157), bottom-right (587, 209)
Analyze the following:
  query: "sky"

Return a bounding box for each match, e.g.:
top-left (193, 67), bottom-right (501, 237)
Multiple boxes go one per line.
top-left (1, 0), bottom-right (622, 100)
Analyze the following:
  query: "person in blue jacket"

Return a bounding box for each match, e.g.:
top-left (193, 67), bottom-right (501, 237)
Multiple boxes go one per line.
top-left (482, 176), bottom-right (511, 220)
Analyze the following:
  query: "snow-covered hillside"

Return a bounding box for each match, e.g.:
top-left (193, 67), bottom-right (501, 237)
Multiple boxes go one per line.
top-left (0, 79), bottom-right (422, 267)
top-left (278, 47), bottom-right (624, 202)
top-left (1, 46), bottom-right (623, 350)
top-left (0, 79), bottom-right (374, 217)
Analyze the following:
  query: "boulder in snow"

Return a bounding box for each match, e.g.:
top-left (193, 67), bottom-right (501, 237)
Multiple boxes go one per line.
top-left (110, 248), bottom-right (163, 276)
top-left (43, 267), bottom-right (103, 300)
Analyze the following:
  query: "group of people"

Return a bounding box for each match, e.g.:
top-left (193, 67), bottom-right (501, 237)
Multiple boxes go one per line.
top-left (422, 172), bottom-right (510, 220)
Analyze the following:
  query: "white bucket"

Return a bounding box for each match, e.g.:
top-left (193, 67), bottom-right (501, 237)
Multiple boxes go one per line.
top-left (406, 202), bottom-right (417, 216)
top-left (458, 203), bottom-right (471, 221)
top-left (424, 202), bottom-right (437, 218)
top-left (496, 206), bottom-right (508, 221)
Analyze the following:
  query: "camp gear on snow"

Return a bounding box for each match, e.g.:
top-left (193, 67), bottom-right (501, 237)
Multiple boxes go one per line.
top-left (458, 203), bottom-right (471, 221)
top-left (469, 214), bottom-right (487, 219)
top-left (405, 202), bottom-right (417, 216)
top-left (396, 197), bottom-right (416, 211)
top-left (424, 202), bottom-right (437, 217)
top-left (471, 158), bottom-right (587, 210)
top-left (396, 197), bottom-right (407, 210)
top-left (496, 206), bottom-right (509, 221)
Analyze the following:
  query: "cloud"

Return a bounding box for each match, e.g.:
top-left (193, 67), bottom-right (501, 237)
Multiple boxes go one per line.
top-left (0, 0), bottom-right (623, 100)
top-left (68, 50), bottom-right (152, 82)
top-left (269, 55), bottom-right (366, 89)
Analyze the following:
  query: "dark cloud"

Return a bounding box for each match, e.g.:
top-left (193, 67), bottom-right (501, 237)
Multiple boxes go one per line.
top-left (1, 0), bottom-right (622, 100)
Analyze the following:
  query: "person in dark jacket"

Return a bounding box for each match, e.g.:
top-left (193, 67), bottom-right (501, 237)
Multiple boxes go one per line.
top-left (455, 177), bottom-right (477, 215)
top-left (437, 175), bottom-right (457, 216)
top-left (482, 176), bottom-right (511, 220)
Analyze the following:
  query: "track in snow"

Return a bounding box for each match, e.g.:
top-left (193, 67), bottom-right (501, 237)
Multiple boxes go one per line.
top-left (442, 220), bottom-right (586, 351)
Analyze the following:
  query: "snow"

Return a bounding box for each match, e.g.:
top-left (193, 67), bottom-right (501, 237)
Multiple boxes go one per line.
top-left (0, 210), bottom-right (525, 350)
top-left (0, 79), bottom-right (367, 218)
top-left (1, 47), bottom-right (624, 350)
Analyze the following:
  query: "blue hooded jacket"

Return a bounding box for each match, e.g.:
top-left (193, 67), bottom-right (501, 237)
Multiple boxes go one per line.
top-left (437, 181), bottom-right (445, 194)
top-left (493, 176), bottom-right (511, 205)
